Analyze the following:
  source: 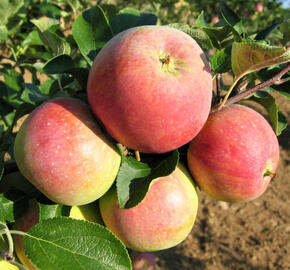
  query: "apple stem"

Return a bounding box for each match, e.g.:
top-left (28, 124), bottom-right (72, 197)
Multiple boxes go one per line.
top-left (135, 150), bottom-right (141, 162)
top-left (211, 62), bottom-right (290, 113)
top-left (264, 170), bottom-right (276, 179)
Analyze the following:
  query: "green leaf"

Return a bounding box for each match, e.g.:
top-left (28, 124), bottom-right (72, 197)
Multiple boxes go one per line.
top-left (116, 156), bottom-right (151, 209)
top-left (250, 92), bottom-right (288, 136)
top-left (43, 54), bottom-right (89, 89)
top-left (167, 24), bottom-right (213, 50)
top-left (0, 27), bottom-right (8, 41)
top-left (31, 18), bottom-right (71, 55)
top-left (258, 65), bottom-right (290, 99)
top-left (0, 152), bottom-right (5, 182)
top-left (220, 1), bottom-right (242, 34)
top-left (0, 194), bottom-right (14, 223)
top-left (21, 83), bottom-right (48, 105)
top-left (24, 217), bottom-right (132, 270)
top-left (124, 150), bottom-right (179, 209)
top-left (210, 47), bottom-right (232, 75)
top-left (196, 11), bottom-right (207, 27)
top-left (0, 68), bottom-right (24, 108)
top-left (38, 203), bottom-right (70, 221)
top-left (255, 22), bottom-right (282, 41)
top-left (232, 42), bottom-right (290, 79)
top-left (43, 54), bottom-right (75, 73)
top-left (110, 8), bottom-right (157, 35)
top-left (202, 25), bottom-right (235, 49)
top-left (40, 3), bottom-right (64, 19)
top-left (72, 5), bottom-right (113, 65)
top-left (0, 0), bottom-right (24, 26)
top-left (22, 30), bottom-right (44, 47)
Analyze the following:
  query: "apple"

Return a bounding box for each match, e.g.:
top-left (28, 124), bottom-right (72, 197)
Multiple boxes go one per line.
top-left (187, 104), bottom-right (280, 202)
top-left (87, 25), bottom-right (212, 153)
top-left (99, 164), bottom-right (198, 252)
top-left (256, 3), bottom-right (264, 12)
top-left (0, 260), bottom-right (19, 270)
top-left (14, 97), bottom-right (121, 206)
top-left (13, 202), bottom-right (103, 270)
top-left (211, 16), bottom-right (220, 24)
top-left (131, 251), bottom-right (156, 270)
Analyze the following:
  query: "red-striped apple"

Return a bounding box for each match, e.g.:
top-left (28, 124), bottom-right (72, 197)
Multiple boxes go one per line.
top-left (187, 104), bottom-right (279, 202)
top-left (14, 98), bottom-right (121, 206)
top-left (87, 25), bottom-right (212, 153)
top-left (99, 164), bottom-right (198, 252)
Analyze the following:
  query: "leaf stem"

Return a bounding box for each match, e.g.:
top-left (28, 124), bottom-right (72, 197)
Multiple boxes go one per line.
top-left (10, 261), bottom-right (30, 270)
top-left (211, 62), bottom-right (290, 113)
top-left (0, 222), bottom-right (14, 258)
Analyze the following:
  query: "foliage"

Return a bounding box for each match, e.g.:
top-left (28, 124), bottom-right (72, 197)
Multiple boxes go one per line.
top-left (0, 0), bottom-right (289, 269)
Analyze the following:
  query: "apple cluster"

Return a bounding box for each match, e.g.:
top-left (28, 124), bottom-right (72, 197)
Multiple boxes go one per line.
top-left (13, 25), bottom-right (279, 266)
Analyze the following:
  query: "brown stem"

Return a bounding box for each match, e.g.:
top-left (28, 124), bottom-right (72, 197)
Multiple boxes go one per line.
top-left (211, 62), bottom-right (290, 113)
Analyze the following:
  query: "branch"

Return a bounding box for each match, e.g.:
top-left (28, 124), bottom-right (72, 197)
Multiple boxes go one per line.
top-left (211, 62), bottom-right (290, 113)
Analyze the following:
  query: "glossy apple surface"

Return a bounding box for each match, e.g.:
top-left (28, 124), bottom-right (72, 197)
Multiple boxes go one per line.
top-left (87, 25), bottom-right (212, 153)
top-left (99, 164), bottom-right (198, 252)
top-left (187, 104), bottom-right (280, 202)
top-left (14, 97), bottom-right (121, 206)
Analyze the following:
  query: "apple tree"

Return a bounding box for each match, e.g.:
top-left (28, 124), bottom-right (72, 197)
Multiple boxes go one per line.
top-left (0, 0), bottom-right (289, 269)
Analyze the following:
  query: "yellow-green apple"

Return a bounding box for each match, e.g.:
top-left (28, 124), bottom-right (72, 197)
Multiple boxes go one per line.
top-left (87, 25), bottom-right (212, 153)
top-left (13, 202), bottom-right (103, 270)
top-left (187, 104), bottom-right (280, 202)
top-left (0, 261), bottom-right (19, 270)
top-left (99, 164), bottom-right (198, 252)
top-left (14, 97), bottom-right (121, 206)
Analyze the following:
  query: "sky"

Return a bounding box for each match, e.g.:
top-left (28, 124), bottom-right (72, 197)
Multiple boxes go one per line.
top-left (279, 0), bottom-right (290, 8)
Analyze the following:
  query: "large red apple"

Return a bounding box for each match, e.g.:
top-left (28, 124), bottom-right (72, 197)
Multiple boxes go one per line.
top-left (87, 25), bottom-right (212, 153)
top-left (187, 104), bottom-right (280, 202)
top-left (99, 164), bottom-right (198, 252)
top-left (14, 97), bottom-right (121, 206)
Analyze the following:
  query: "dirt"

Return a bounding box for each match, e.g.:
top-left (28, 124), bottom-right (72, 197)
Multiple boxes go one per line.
top-left (155, 93), bottom-right (290, 270)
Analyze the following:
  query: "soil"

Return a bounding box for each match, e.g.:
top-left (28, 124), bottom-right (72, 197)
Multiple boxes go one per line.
top-left (155, 93), bottom-right (290, 270)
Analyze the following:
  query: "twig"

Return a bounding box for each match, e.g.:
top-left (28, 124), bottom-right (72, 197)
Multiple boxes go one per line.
top-left (211, 62), bottom-right (290, 113)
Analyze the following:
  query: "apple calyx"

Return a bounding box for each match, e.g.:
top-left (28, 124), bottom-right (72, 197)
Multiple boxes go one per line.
top-left (159, 52), bottom-right (184, 75)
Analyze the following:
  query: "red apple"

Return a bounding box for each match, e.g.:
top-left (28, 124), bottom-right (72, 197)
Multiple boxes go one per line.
top-left (131, 251), bottom-right (156, 270)
top-left (99, 164), bottom-right (198, 252)
top-left (256, 3), bottom-right (264, 12)
top-left (211, 16), bottom-right (220, 24)
top-left (187, 104), bottom-right (280, 202)
top-left (87, 25), bottom-right (212, 153)
top-left (14, 97), bottom-right (121, 206)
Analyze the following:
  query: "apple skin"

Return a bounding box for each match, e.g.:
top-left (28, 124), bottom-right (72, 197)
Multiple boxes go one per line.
top-left (87, 25), bottom-right (212, 153)
top-left (14, 97), bottom-right (121, 206)
top-left (256, 3), bottom-right (264, 12)
top-left (13, 202), bottom-right (103, 270)
top-left (99, 164), bottom-right (198, 252)
top-left (211, 16), bottom-right (220, 24)
top-left (187, 104), bottom-right (280, 202)
top-left (0, 261), bottom-right (19, 270)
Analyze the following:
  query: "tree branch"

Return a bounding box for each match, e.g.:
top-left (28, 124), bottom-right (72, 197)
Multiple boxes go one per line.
top-left (211, 62), bottom-right (290, 113)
